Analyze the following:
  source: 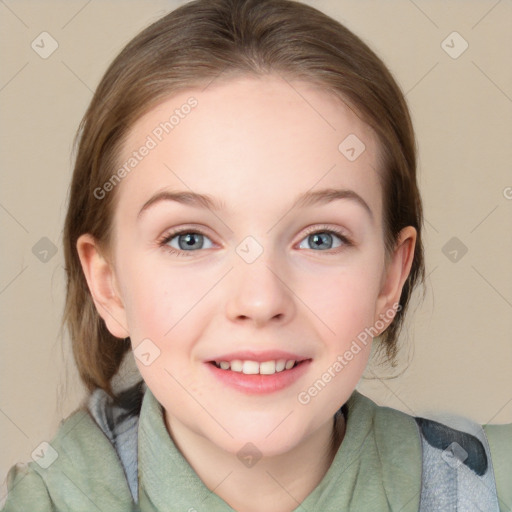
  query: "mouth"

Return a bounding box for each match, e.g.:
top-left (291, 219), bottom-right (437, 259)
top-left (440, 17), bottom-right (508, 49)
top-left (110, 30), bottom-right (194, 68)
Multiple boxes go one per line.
top-left (205, 357), bottom-right (313, 394)
top-left (207, 358), bottom-right (306, 374)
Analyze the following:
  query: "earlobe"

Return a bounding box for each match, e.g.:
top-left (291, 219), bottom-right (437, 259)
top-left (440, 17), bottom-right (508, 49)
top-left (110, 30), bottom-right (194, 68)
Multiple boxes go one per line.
top-left (374, 226), bottom-right (417, 330)
top-left (76, 234), bottom-right (129, 339)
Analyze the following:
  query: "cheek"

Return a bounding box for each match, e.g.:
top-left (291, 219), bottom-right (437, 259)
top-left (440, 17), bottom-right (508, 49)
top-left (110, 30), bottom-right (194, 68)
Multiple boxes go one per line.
top-left (120, 259), bottom-right (222, 369)
top-left (300, 264), bottom-right (380, 341)
top-left (296, 274), bottom-right (376, 414)
top-left (121, 271), bottom-right (171, 337)
top-left (119, 257), bottom-right (196, 336)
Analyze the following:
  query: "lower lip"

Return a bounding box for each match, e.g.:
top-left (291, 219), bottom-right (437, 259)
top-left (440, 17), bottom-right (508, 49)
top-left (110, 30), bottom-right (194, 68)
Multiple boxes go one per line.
top-left (205, 360), bottom-right (312, 394)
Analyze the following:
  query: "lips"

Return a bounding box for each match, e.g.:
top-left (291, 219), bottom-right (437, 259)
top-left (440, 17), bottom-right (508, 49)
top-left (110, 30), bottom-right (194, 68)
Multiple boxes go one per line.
top-left (205, 356), bottom-right (312, 394)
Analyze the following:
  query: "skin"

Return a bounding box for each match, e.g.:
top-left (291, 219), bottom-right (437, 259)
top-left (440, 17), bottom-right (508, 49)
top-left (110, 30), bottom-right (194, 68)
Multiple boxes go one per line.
top-left (78, 74), bottom-right (416, 512)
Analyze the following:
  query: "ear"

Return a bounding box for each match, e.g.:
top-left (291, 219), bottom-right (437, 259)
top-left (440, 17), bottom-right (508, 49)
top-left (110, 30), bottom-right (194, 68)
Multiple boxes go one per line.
top-left (374, 226), bottom-right (417, 332)
top-left (76, 233), bottom-right (129, 339)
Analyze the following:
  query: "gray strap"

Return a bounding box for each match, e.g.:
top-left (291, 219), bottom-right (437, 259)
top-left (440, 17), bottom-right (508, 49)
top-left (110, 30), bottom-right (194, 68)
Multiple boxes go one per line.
top-left (415, 414), bottom-right (500, 511)
top-left (87, 381), bottom-right (145, 504)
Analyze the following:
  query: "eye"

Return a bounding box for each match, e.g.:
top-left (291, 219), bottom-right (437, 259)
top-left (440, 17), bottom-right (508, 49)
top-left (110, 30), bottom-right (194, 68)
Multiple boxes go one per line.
top-left (159, 229), bottom-right (214, 256)
top-left (158, 225), bottom-right (352, 257)
top-left (298, 226), bottom-right (352, 252)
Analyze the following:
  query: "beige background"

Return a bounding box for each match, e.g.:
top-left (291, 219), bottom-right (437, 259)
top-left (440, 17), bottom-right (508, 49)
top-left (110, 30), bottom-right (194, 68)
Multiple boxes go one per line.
top-left (1, 0), bottom-right (511, 501)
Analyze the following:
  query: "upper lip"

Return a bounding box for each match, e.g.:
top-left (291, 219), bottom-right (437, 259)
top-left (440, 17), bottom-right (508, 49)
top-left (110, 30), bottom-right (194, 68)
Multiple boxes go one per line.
top-left (206, 350), bottom-right (311, 363)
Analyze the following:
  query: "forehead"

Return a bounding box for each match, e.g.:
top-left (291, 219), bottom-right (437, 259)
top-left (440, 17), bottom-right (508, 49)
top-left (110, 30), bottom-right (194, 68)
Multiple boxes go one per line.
top-left (116, 74), bottom-right (382, 222)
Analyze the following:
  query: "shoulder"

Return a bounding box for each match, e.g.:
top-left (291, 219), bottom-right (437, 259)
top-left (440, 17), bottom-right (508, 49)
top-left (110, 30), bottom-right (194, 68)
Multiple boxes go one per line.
top-left (482, 422), bottom-right (512, 510)
top-left (349, 391), bottom-right (510, 511)
top-left (343, 390), bottom-right (423, 510)
top-left (413, 413), bottom-right (502, 510)
top-left (1, 405), bottom-right (135, 511)
top-left (2, 461), bottom-right (53, 511)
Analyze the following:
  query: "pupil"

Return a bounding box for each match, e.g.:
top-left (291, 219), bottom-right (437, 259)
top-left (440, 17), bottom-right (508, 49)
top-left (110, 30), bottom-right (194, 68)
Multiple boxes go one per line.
top-left (311, 233), bottom-right (331, 249)
top-left (180, 233), bottom-right (202, 250)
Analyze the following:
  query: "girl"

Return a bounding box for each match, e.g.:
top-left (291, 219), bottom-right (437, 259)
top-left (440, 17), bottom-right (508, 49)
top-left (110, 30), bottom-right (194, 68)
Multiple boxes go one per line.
top-left (2, 0), bottom-right (510, 510)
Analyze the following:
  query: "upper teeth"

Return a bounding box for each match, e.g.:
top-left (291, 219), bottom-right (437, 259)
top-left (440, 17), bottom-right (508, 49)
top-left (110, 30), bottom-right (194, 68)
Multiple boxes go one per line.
top-left (215, 359), bottom-right (297, 374)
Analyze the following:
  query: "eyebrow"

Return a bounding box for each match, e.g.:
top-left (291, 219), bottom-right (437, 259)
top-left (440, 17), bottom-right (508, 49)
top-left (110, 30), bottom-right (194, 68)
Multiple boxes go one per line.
top-left (137, 187), bottom-right (373, 221)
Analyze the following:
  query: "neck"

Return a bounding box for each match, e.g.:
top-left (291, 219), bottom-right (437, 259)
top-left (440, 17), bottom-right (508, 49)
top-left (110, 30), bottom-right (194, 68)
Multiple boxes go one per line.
top-left (164, 411), bottom-right (346, 512)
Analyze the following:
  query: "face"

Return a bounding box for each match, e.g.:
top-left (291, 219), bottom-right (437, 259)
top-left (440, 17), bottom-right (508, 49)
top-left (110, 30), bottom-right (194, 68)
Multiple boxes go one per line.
top-left (84, 74), bottom-right (414, 457)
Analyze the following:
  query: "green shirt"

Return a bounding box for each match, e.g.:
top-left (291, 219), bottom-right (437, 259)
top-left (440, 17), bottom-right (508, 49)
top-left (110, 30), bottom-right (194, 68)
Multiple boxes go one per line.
top-left (2, 385), bottom-right (511, 511)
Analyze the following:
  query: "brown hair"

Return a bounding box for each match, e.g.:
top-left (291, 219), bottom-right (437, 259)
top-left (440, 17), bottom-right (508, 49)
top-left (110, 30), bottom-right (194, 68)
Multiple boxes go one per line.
top-left (63, 0), bottom-right (425, 399)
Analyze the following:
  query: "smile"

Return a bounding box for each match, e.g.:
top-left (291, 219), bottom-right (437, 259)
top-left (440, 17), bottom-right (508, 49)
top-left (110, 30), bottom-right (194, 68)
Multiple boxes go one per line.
top-left (211, 359), bottom-right (299, 374)
top-left (205, 359), bottom-right (312, 394)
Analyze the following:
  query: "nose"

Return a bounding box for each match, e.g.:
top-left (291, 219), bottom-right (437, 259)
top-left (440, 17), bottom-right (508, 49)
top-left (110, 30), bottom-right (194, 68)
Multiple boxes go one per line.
top-left (225, 251), bottom-right (296, 328)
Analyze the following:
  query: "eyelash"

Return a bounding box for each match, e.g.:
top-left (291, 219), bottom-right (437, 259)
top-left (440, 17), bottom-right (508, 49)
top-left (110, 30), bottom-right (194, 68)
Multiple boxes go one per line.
top-left (158, 224), bottom-right (353, 257)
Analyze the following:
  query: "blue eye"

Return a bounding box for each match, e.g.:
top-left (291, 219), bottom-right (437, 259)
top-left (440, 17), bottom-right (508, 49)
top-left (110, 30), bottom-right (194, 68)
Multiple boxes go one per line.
top-left (159, 226), bottom-right (352, 257)
top-left (298, 229), bottom-right (350, 251)
top-left (161, 230), bottom-right (214, 255)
